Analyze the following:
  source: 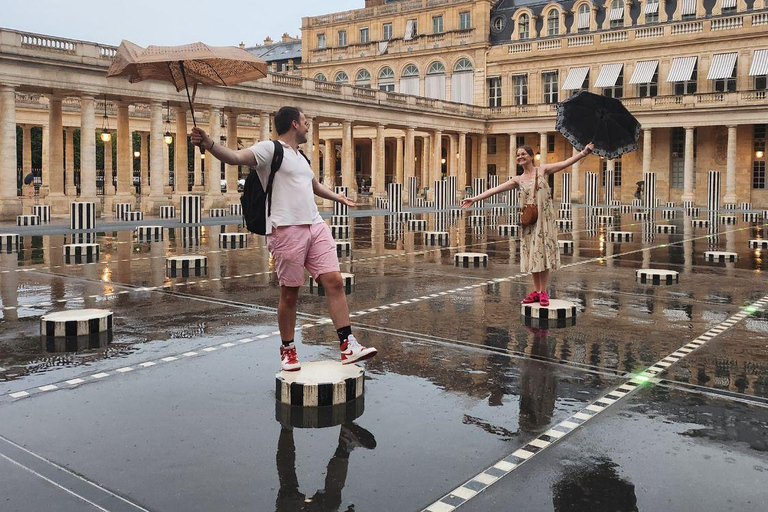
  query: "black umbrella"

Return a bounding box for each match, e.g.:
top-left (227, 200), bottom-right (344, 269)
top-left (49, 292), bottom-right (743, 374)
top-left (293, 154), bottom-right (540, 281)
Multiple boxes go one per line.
top-left (555, 91), bottom-right (641, 160)
top-left (23, 172), bottom-right (35, 185)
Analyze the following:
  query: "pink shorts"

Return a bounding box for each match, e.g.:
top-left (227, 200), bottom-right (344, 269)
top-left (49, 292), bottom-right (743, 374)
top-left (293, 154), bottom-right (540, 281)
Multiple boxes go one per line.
top-left (266, 223), bottom-right (341, 287)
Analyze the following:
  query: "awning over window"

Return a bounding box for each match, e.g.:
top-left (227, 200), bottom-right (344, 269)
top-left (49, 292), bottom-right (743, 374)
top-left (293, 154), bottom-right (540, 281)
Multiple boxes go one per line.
top-left (748, 49), bottom-right (768, 76)
top-left (645, 1), bottom-right (659, 14)
top-left (577, 11), bottom-right (590, 29)
top-left (629, 60), bottom-right (659, 84)
top-left (595, 63), bottom-right (624, 88)
top-left (721, 0), bottom-right (737, 8)
top-left (667, 56), bottom-right (697, 82)
top-left (682, 0), bottom-right (697, 15)
top-left (707, 52), bottom-right (737, 80)
top-left (610, 7), bottom-right (624, 20)
top-left (404, 20), bottom-right (415, 41)
top-left (562, 66), bottom-right (590, 90)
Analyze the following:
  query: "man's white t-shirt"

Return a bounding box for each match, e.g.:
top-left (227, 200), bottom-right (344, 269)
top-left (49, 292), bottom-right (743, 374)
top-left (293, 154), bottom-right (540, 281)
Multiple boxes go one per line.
top-left (247, 140), bottom-right (322, 235)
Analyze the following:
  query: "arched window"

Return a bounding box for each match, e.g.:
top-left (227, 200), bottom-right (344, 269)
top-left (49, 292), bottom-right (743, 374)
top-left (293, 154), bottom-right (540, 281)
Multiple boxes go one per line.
top-left (315, 73), bottom-right (327, 82)
top-left (400, 64), bottom-right (419, 95)
top-left (454, 58), bottom-right (473, 72)
top-left (547, 9), bottom-right (560, 36)
top-left (356, 69), bottom-right (371, 88)
top-left (334, 71), bottom-right (349, 83)
top-left (378, 67), bottom-right (395, 92)
top-left (519, 14), bottom-right (530, 39)
top-left (427, 61), bottom-right (446, 75)
top-left (451, 59), bottom-right (474, 104)
top-left (577, 4), bottom-right (591, 32)
top-left (426, 62), bottom-right (446, 100)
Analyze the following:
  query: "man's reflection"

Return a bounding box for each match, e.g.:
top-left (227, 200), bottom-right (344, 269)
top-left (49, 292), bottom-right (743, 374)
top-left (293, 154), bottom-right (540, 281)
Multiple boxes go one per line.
top-left (276, 422), bottom-right (376, 512)
top-left (552, 456), bottom-right (638, 511)
top-left (519, 326), bottom-right (557, 433)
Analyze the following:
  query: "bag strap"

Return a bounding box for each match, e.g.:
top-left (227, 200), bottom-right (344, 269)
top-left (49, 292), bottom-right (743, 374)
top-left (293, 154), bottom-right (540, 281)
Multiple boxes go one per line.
top-left (298, 148), bottom-right (311, 165)
top-left (265, 140), bottom-right (284, 217)
top-left (524, 169), bottom-right (539, 206)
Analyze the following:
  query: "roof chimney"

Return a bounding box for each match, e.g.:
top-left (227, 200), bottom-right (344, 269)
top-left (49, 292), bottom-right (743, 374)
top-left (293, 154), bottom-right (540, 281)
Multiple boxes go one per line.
top-left (264, 36), bottom-right (273, 45)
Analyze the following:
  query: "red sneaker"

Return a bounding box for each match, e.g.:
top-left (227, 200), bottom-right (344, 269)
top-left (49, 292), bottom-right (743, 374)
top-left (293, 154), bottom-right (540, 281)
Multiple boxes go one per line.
top-left (539, 291), bottom-right (550, 307)
top-left (280, 344), bottom-right (301, 371)
top-left (341, 335), bottom-right (378, 365)
top-left (522, 291), bottom-right (540, 304)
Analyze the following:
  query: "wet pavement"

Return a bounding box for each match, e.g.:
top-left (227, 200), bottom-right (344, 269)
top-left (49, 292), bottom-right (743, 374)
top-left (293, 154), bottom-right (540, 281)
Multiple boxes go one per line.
top-left (0, 205), bottom-right (767, 511)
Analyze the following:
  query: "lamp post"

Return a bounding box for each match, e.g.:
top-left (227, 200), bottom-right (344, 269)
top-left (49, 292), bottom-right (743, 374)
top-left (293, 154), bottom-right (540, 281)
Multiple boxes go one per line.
top-left (100, 94), bottom-right (111, 143)
top-left (164, 101), bottom-right (173, 145)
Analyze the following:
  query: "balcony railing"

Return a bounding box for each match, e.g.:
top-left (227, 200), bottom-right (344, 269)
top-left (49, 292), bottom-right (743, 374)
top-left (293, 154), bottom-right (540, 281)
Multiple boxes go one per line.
top-left (304, 0), bottom-right (474, 28)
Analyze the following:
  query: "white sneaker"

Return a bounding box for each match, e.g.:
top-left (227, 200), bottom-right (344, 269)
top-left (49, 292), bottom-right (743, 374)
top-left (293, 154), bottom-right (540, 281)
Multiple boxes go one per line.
top-left (340, 334), bottom-right (377, 365)
top-left (280, 343), bottom-right (301, 371)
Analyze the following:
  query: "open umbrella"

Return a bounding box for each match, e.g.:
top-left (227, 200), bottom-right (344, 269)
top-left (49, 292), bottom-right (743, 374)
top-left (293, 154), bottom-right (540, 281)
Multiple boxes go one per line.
top-left (106, 40), bottom-right (268, 127)
top-left (555, 90), bottom-right (641, 160)
top-left (23, 172), bottom-right (35, 185)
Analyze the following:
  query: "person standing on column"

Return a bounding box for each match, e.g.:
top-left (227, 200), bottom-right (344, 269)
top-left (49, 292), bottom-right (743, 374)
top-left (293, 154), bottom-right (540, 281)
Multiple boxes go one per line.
top-left (191, 107), bottom-right (377, 371)
top-left (461, 143), bottom-right (593, 306)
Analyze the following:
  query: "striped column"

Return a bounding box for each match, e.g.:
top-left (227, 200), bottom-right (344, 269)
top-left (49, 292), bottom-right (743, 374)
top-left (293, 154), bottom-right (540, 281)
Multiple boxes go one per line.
top-left (179, 195), bottom-right (202, 224)
top-left (408, 176), bottom-right (419, 206)
top-left (334, 186), bottom-right (349, 216)
top-left (473, 178), bottom-right (486, 209)
top-left (604, 162), bottom-right (614, 205)
top-left (387, 183), bottom-right (402, 213)
top-left (585, 172), bottom-right (598, 207)
top-left (643, 172), bottom-right (656, 210)
top-left (446, 176), bottom-right (457, 206)
top-left (561, 173), bottom-right (571, 205)
top-left (70, 202), bottom-right (96, 230)
top-left (434, 180), bottom-right (449, 211)
top-left (707, 171), bottom-right (721, 214)
top-left (487, 175), bottom-right (499, 204)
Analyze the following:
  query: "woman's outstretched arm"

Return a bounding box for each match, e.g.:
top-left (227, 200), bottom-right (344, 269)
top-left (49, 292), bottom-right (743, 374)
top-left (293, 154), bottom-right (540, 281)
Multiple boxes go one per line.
top-left (461, 176), bottom-right (520, 209)
top-left (543, 142), bottom-right (594, 175)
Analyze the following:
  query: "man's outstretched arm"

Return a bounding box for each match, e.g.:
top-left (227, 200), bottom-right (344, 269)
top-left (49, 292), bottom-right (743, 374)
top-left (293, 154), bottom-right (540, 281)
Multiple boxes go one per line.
top-left (190, 127), bottom-right (257, 167)
top-left (312, 179), bottom-right (357, 206)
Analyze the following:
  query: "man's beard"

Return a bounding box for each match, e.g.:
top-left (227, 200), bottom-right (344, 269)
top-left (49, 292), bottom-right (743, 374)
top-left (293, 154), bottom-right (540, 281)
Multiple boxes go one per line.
top-left (297, 132), bottom-right (308, 144)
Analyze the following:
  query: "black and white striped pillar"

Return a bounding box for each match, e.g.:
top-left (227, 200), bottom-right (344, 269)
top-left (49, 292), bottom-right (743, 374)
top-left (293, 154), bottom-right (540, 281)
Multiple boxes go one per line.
top-left (749, 239), bottom-right (768, 249)
top-left (643, 172), bottom-right (656, 210)
top-left (276, 361), bottom-right (364, 406)
top-left (336, 240), bottom-right (351, 257)
top-left (636, 269), bottom-right (679, 285)
top-left (556, 219), bottom-right (573, 231)
top-left (435, 180), bottom-right (448, 211)
top-left (16, 215), bottom-right (39, 226)
top-left (704, 251), bottom-right (738, 262)
top-left (115, 203), bottom-right (132, 220)
top-left (334, 187), bottom-right (349, 216)
top-left (331, 224), bottom-right (350, 239)
top-left (179, 227), bottom-right (202, 247)
top-left (408, 176), bottom-right (419, 206)
top-left (585, 172), bottom-right (598, 207)
top-left (497, 224), bottom-right (518, 237)
top-left (166, 255), bottom-right (208, 277)
top-left (720, 215), bottom-right (737, 225)
top-left (219, 232), bottom-right (248, 248)
top-left (561, 173), bottom-right (572, 205)
top-left (662, 209), bottom-right (676, 220)
top-left (739, 202), bottom-right (752, 211)
top-left (209, 208), bottom-right (227, 218)
top-left (424, 231), bottom-right (449, 245)
top-left (473, 178), bottom-right (486, 209)
top-left (309, 272), bottom-right (355, 295)
top-left (454, 252), bottom-right (488, 268)
top-left (0, 233), bottom-right (19, 252)
top-left (691, 219), bottom-right (709, 228)
top-left (160, 205), bottom-right (176, 219)
top-left (135, 226), bottom-right (163, 240)
top-left (408, 219), bottom-right (427, 231)
top-left (656, 224), bottom-right (677, 234)
top-left (387, 183), bottom-right (402, 213)
top-left (32, 205), bottom-right (51, 223)
top-left (558, 240), bottom-right (574, 253)
top-left (180, 195), bottom-right (202, 224)
top-left (70, 202), bottom-right (96, 230)
top-left (331, 215), bottom-right (349, 226)
top-left (63, 243), bottom-right (100, 263)
top-left (41, 309), bottom-right (112, 339)
top-left (604, 167), bottom-right (614, 206)
top-left (124, 211), bottom-right (144, 222)
top-left (487, 175), bottom-right (499, 204)
top-left (609, 231), bottom-right (634, 242)
top-left (707, 171), bottom-right (721, 214)
top-left (374, 196), bottom-right (389, 209)
top-left (229, 204), bottom-right (243, 217)
top-left (446, 176), bottom-right (457, 206)
top-left (743, 212), bottom-right (761, 223)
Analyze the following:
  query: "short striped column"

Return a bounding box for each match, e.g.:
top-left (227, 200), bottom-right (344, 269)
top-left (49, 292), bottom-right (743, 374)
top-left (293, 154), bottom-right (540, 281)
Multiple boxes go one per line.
top-left (63, 243), bottom-right (100, 263)
top-left (160, 205), bottom-right (176, 219)
top-left (724, 203), bottom-right (736, 210)
top-left (135, 226), bottom-right (163, 241)
top-left (585, 172), bottom-right (598, 207)
top-left (179, 227), bottom-right (202, 247)
top-left (636, 269), bottom-right (679, 285)
top-left (497, 224), bottom-right (518, 237)
top-left (656, 224), bottom-right (676, 234)
top-left (41, 309), bottom-right (112, 339)
top-left (691, 219), bottom-right (709, 228)
top-left (643, 172), bottom-right (656, 210)
top-left (558, 208), bottom-right (572, 219)
top-left (0, 234), bottom-right (20, 252)
top-left (309, 272), bottom-right (355, 295)
top-left (631, 198), bottom-right (643, 209)
top-left (32, 205), bottom-right (51, 223)
top-left (336, 240), bottom-right (351, 257)
top-left (743, 212), bottom-right (761, 223)
top-left (619, 204), bottom-right (633, 213)
top-left (720, 215), bottom-right (737, 225)
top-left (558, 240), bottom-right (574, 253)
top-left (219, 232), bottom-right (247, 248)
top-left (561, 173), bottom-right (571, 205)
top-left (115, 203), bottom-right (132, 220)
top-left (686, 206), bottom-right (700, 216)
top-left (472, 178), bottom-right (486, 209)
top-left (666, 202), bottom-right (676, 208)
top-left (454, 252), bottom-right (488, 268)
top-left (521, 299), bottom-right (577, 328)
top-left (276, 361), bottom-right (364, 407)
top-left (414, 198), bottom-right (426, 208)
top-left (633, 211), bottom-right (649, 221)
top-left (209, 208), bottom-right (227, 218)
top-left (468, 215), bottom-right (485, 227)
top-left (387, 183), bottom-right (402, 213)
top-left (334, 187), bottom-right (349, 216)
top-left (704, 251), bottom-right (737, 262)
top-left (749, 239), bottom-right (768, 249)
top-left (407, 176), bottom-right (419, 206)
top-left (124, 211), bottom-right (144, 222)
top-left (396, 211), bottom-right (413, 222)
top-left (16, 215), bottom-right (39, 226)
top-left (662, 209), bottom-right (676, 220)
top-left (707, 171), bottom-right (721, 214)
top-left (180, 195), bottom-right (202, 224)
top-left (597, 215), bottom-right (614, 226)
top-left (166, 255), bottom-right (207, 277)
top-left (739, 202), bottom-right (752, 211)
top-left (609, 231), bottom-right (634, 242)
top-left (435, 180), bottom-right (448, 211)
top-left (408, 219), bottom-right (427, 231)
top-left (331, 225), bottom-right (350, 239)
top-left (424, 231), bottom-right (449, 245)
top-left (229, 204), bottom-right (243, 217)
top-left (331, 215), bottom-right (349, 226)
top-left (374, 196), bottom-right (389, 209)
top-left (556, 219), bottom-right (573, 231)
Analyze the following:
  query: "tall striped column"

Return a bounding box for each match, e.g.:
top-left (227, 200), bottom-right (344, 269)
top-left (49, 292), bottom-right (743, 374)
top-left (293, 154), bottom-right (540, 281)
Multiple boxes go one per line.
top-left (434, 180), bottom-right (448, 211)
top-left (446, 176), bottom-right (457, 206)
top-left (408, 176), bottom-right (419, 206)
top-left (643, 172), bottom-right (656, 210)
top-left (487, 175), bottom-right (499, 204)
top-left (473, 178), bottom-right (486, 209)
top-left (387, 183), bottom-right (402, 213)
top-left (604, 164), bottom-right (614, 205)
top-left (585, 172), bottom-right (598, 207)
top-left (561, 173), bottom-right (572, 205)
top-left (334, 186), bottom-right (349, 216)
top-left (70, 202), bottom-right (96, 230)
top-left (179, 195), bottom-right (202, 224)
top-left (707, 170), bottom-right (721, 213)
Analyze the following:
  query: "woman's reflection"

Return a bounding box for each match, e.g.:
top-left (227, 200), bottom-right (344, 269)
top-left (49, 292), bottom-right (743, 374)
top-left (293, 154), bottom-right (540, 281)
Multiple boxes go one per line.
top-left (519, 326), bottom-right (557, 433)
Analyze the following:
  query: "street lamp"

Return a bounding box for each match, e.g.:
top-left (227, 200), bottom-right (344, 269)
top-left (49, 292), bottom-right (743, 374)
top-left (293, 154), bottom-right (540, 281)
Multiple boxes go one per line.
top-left (100, 94), bottom-right (111, 143)
top-left (164, 101), bottom-right (173, 145)
top-left (133, 150), bottom-right (141, 158)
top-left (757, 150), bottom-right (765, 159)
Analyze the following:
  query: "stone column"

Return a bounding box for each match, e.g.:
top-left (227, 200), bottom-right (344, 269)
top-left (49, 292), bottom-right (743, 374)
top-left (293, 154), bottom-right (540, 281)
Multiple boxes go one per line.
top-left (341, 120), bottom-right (356, 199)
top-left (396, 136), bottom-right (404, 185)
top-left (508, 133), bottom-right (517, 180)
top-left (162, 134), bottom-right (171, 193)
top-left (724, 125), bottom-right (737, 204)
top-left (372, 124), bottom-right (385, 196)
top-left (22, 125), bottom-right (32, 176)
top-left (103, 137), bottom-right (115, 196)
top-left (479, 134), bottom-right (488, 180)
top-left (308, 118), bottom-right (320, 181)
top-left (458, 132), bottom-right (467, 196)
top-left (205, 107), bottom-right (222, 207)
top-left (431, 130), bottom-right (442, 199)
top-left (448, 134), bottom-right (456, 178)
top-left (682, 127), bottom-right (695, 203)
top-left (642, 128), bottom-right (652, 176)
top-left (47, 96), bottom-right (65, 202)
top-left (193, 144), bottom-right (204, 191)
top-left (148, 101), bottom-right (165, 208)
top-left (260, 112), bottom-right (270, 141)
top-left (174, 106), bottom-right (188, 195)
top-left (421, 135), bottom-right (430, 195)
top-left (325, 139), bottom-right (337, 188)
top-left (404, 128), bottom-right (415, 200)
top-left (571, 147), bottom-right (582, 202)
top-left (605, 158), bottom-right (615, 200)
top-left (140, 131), bottom-right (149, 195)
top-left (225, 111), bottom-right (239, 199)
top-left (116, 101), bottom-right (132, 199)
top-left (79, 95), bottom-right (97, 202)
top-left (41, 125), bottom-right (50, 194)
top-left (65, 127), bottom-right (75, 196)
top-left (0, 85), bottom-right (21, 219)
top-left (539, 132), bottom-right (548, 165)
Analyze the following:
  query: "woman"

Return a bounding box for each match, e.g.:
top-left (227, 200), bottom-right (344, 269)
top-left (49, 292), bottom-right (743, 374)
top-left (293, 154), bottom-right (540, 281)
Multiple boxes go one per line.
top-left (461, 143), bottom-right (593, 306)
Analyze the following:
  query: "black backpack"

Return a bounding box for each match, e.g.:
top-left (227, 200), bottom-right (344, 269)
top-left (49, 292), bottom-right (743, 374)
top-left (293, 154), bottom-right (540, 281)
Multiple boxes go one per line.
top-left (241, 140), bottom-right (284, 235)
top-left (240, 141), bottom-right (312, 235)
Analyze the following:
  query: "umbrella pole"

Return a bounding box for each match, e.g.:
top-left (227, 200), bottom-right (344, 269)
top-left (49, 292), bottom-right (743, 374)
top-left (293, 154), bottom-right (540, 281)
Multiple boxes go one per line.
top-left (179, 60), bottom-right (204, 154)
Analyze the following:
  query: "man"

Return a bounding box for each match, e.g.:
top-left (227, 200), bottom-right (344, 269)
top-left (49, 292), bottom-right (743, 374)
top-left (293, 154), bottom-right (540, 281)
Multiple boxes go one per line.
top-left (191, 107), bottom-right (377, 371)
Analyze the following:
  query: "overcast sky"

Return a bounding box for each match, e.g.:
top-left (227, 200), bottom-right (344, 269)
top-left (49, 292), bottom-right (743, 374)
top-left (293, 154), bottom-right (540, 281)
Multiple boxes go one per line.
top-left (5, 0), bottom-right (362, 47)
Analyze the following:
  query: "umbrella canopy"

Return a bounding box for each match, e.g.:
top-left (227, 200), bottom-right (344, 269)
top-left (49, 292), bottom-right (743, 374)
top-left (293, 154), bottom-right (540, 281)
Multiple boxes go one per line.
top-left (107, 40), bottom-right (268, 126)
top-left (23, 172), bottom-right (35, 185)
top-left (555, 91), bottom-right (641, 160)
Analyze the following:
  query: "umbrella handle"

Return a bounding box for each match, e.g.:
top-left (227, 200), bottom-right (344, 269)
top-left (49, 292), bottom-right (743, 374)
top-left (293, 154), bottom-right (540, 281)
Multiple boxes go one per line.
top-left (179, 60), bottom-right (205, 154)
